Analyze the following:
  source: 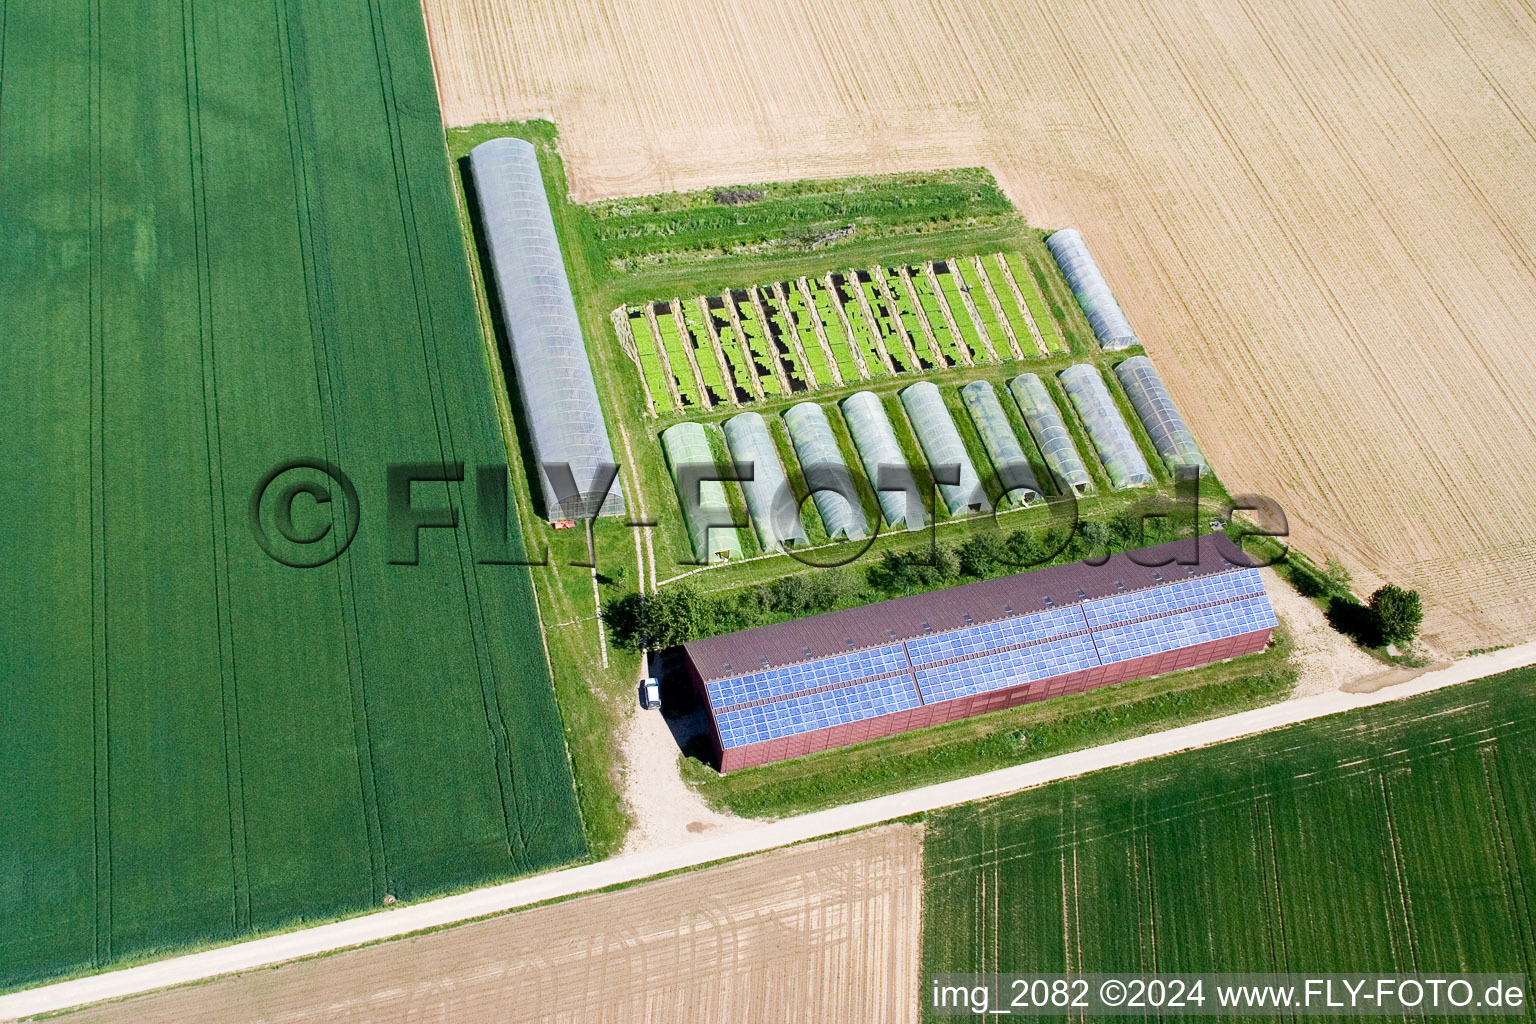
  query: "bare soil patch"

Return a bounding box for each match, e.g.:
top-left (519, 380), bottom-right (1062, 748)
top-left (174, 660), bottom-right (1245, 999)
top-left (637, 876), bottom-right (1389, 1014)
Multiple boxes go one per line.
top-left (421, 0), bottom-right (1536, 650)
top-left (1260, 567), bottom-right (1379, 696)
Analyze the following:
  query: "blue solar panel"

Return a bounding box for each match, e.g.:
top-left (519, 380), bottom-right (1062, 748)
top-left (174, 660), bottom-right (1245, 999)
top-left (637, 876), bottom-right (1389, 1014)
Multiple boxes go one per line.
top-left (916, 633), bottom-right (1100, 703)
top-left (1094, 595), bottom-right (1277, 664)
top-left (707, 567), bottom-right (1276, 750)
top-left (714, 673), bottom-right (922, 747)
top-left (706, 642), bottom-right (909, 709)
top-left (904, 604), bottom-right (1088, 667)
top-left (1081, 569), bottom-right (1265, 627)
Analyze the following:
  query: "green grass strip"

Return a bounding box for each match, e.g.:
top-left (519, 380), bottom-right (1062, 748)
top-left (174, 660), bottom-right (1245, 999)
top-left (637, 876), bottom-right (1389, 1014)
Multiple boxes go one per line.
top-left (807, 279), bottom-right (861, 381)
top-left (782, 282), bottom-right (832, 385)
top-left (755, 288), bottom-right (807, 391)
top-left (733, 294), bottom-right (783, 398)
top-left (983, 257), bottom-right (1034, 348)
top-left (704, 303), bottom-right (755, 403)
top-left (936, 265), bottom-right (985, 359)
top-left (1005, 252), bottom-right (1065, 353)
top-left (680, 300), bottom-right (727, 404)
top-left (888, 269), bottom-right (941, 370)
top-left (628, 309), bottom-right (673, 406)
top-left (860, 277), bottom-right (910, 373)
top-left (834, 275), bottom-right (887, 377)
top-left (956, 259), bottom-right (1007, 350)
top-left (910, 269), bottom-right (965, 364)
top-left (652, 304), bottom-right (700, 408)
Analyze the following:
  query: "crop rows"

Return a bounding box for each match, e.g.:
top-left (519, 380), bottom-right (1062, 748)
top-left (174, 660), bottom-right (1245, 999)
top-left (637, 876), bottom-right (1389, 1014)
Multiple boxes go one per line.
top-left (923, 667), bottom-right (1536, 1017)
top-left (623, 252), bottom-right (1063, 415)
top-left (0, 0), bottom-right (585, 992)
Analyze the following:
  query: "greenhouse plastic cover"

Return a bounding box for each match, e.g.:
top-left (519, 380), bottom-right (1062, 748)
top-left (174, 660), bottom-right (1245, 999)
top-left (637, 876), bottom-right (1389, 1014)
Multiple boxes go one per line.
top-left (782, 403), bottom-right (869, 541)
top-left (660, 423), bottom-right (744, 562)
top-left (1058, 364), bottom-right (1154, 488)
top-left (899, 382), bottom-right (990, 515)
top-left (469, 137), bottom-right (625, 519)
top-left (1046, 228), bottom-right (1138, 351)
top-left (723, 412), bottom-right (808, 551)
top-left (960, 381), bottom-right (1041, 506)
top-left (1113, 356), bottom-right (1205, 473)
top-left (1008, 373), bottom-right (1092, 494)
top-left (840, 391), bottom-right (927, 531)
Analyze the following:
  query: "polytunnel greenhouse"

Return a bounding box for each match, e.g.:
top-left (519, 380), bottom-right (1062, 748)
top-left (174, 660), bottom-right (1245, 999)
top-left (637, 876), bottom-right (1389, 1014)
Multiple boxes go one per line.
top-left (1113, 356), bottom-right (1205, 473)
top-left (960, 381), bottom-right (1041, 506)
top-left (723, 412), bottom-right (808, 552)
top-left (1008, 373), bottom-right (1092, 494)
top-left (660, 423), bottom-right (744, 563)
top-left (1046, 228), bottom-right (1138, 351)
top-left (840, 391), bottom-right (927, 531)
top-left (899, 382), bottom-right (990, 516)
top-left (782, 403), bottom-right (869, 542)
top-left (469, 137), bottom-right (625, 520)
top-left (1057, 364), bottom-right (1154, 488)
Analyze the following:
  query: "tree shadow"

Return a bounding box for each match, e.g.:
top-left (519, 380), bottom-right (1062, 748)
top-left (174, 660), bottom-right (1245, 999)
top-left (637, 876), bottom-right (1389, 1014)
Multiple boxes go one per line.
top-left (1327, 597), bottom-right (1383, 648)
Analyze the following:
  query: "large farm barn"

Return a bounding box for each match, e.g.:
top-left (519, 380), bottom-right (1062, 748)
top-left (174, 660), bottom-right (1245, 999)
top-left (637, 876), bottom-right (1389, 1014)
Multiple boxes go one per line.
top-left (686, 534), bottom-right (1276, 771)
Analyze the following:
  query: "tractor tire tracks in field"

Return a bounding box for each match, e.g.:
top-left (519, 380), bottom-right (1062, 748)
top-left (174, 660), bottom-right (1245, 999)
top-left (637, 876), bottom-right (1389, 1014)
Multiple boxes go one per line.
top-left (272, 0), bottom-right (389, 904)
top-left (181, 0), bottom-right (251, 934)
top-left (87, 0), bottom-right (112, 967)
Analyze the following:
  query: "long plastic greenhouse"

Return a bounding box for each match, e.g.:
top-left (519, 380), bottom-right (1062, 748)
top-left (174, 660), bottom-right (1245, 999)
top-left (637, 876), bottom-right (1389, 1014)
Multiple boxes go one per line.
top-left (469, 137), bottom-right (625, 520)
top-left (840, 391), bottom-right (926, 531)
top-left (660, 423), bottom-right (744, 563)
top-left (723, 412), bottom-right (808, 552)
top-left (1046, 228), bottom-right (1138, 351)
top-left (960, 381), bottom-right (1041, 506)
top-left (899, 382), bottom-right (989, 515)
top-left (1113, 356), bottom-right (1205, 473)
top-left (782, 403), bottom-right (869, 541)
top-left (1008, 373), bottom-right (1092, 494)
top-left (1057, 364), bottom-right (1154, 488)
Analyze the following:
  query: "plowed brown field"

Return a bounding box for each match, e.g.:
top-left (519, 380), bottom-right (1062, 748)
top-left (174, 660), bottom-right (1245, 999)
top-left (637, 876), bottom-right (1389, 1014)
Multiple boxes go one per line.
top-left (55, 826), bottom-right (922, 1023)
top-left (422, 0), bottom-right (1536, 650)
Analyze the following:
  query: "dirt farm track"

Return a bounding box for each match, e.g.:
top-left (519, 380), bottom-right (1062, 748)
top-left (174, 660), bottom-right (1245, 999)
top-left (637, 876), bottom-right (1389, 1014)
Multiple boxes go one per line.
top-left (423, 0), bottom-right (1536, 649)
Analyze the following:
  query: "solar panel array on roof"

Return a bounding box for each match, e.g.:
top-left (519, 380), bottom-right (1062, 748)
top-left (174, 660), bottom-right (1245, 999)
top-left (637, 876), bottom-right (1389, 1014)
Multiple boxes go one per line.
top-left (1008, 373), bottom-right (1092, 494)
top-left (723, 412), bottom-right (807, 552)
top-left (900, 382), bottom-right (990, 515)
top-left (782, 402), bottom-right (868, 541)
top-left (840, 391), bottom-right (926, 531)
top-left (961, 381), bottom-right (1042, 506)
top-left (1046, 228), bottom-right (1139, 350)
top-left (700, 565), bottom-right (1275, 751)
top-left (1058, 364), bottom-right (1154, 488)
top-left (468, 138), bottom-right (624, 519)
top-left (660, 422), bottom-right (744, 563)
top-left (1113, 356), bottom-right (1206, 473)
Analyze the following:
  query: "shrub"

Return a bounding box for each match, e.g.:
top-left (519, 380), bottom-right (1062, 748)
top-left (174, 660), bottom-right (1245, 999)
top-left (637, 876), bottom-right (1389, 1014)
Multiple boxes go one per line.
top-left (1369, 584), bottom-right (1423, 646)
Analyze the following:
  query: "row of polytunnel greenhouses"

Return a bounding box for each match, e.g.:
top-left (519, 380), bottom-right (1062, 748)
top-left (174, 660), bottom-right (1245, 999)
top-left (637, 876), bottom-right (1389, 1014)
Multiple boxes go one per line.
top-left (657, 352), bottom-right (1206, 563)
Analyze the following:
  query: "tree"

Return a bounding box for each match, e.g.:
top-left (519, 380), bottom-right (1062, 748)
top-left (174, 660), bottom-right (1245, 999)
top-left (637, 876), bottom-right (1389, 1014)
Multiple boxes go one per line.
top-left (602, 585), bottom-right (716, 651)
top-left (1323, 556), bottom-right (1351, 592)
top-left (958, 533), bottom-right (1004, 578)
top-left (1369, 584), bottom-right (1423, 646)
top-left (1074, 519), bottom-right (1115, 560)
top-left (867, 544), bottom-right (959, 594)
